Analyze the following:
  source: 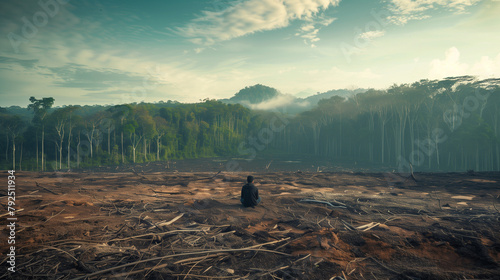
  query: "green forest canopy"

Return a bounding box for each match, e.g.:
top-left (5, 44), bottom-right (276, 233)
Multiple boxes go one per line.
top-left (1, 76), bottom-right (499, 172)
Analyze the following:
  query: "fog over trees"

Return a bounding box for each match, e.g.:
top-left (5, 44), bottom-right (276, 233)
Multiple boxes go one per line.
top-left (1, 76), bottom-right (499, 172)
top-left (269, 77), bottom-right (500, 172)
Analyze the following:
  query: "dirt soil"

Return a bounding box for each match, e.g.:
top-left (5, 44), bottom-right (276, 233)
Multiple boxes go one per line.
top-left (1, 165), bottom-right (499, 279)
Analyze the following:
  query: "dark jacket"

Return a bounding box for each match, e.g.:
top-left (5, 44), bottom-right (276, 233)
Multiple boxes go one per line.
top-left (241, 183), bottom-right (259, 207)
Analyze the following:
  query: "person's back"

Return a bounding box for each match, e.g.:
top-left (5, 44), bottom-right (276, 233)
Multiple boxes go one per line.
top-left (240, 176), bottom-right (260, 207)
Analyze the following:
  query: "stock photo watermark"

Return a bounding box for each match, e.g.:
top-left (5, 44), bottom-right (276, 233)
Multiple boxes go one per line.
top-left (7, 0), bottom-right (70, 53)
top-left (386, 87), bottom-right (492, 185)
top-left (225, 110), bottom-right (290, 174)
top-left (340, 6), bottom-right (394, 63)
top-left (6, 170), bottom-right (17, 273)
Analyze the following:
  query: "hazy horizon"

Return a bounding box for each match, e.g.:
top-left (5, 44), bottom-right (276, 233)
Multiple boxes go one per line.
top-left (1, 0), bottom-right (499, 107)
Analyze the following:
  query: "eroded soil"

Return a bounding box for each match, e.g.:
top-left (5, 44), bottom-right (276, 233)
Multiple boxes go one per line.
top-left (1, 167), bottom-right (499, 279)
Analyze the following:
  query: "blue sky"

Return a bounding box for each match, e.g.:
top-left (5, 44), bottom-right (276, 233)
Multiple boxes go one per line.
top-left (0, 0), bottom-right (499, 106)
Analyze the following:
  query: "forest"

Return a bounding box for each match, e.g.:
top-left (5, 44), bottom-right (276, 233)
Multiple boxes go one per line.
top-left (1, 76), bottom-right (499, 172)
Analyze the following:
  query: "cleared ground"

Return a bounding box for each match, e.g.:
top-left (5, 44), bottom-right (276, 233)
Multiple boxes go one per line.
top-left (1, 166), bottom-right (499, 279)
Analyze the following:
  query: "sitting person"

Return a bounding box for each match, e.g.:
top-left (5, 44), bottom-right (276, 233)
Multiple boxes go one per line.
top-left (240, 175), bottom-right (261, 207)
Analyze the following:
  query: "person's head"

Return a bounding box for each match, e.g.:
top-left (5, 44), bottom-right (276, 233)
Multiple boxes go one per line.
top-left (247, 175), bottom-right (254, 183)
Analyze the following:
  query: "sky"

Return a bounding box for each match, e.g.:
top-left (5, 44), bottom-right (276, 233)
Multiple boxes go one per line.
top-left (0, 0), bottom-right (499, 107)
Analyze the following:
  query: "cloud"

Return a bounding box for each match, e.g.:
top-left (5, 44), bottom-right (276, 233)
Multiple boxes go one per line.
top-left (48, 64), bottom-right (147, 91)
top-left (0, 0), bottom-right (81, 54)
top-left (1, 2), bottom-right (269, 106)
top-left (295, 16), bottom-right (336, 47)
top-left (0, 56), bottom-right (38, 69)
top-left (470, 53), bottom-right (500, 78)
top-left (247, 94), bottom-right (294, 110)
top-left (278, 67), bottom-right (382, 94)
top-left (247, 94), bottom-right (310, 110)
top-left (176, 0), bottom-right (341, 45)
top-left (429, 47), bottom-right (500, 79)
top-left (387, 0), bottom-right (481, 25)
top-left (429, 47), bottom-right (469, 78)
top-left (358, 30), bottom-right (385, 40)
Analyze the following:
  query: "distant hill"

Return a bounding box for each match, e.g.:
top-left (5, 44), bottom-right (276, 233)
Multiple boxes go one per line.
top-left (222, 84), bottom-right (280, 104)
top-left (220, 84), bottom-right (366, 114)
top-left (301, 88), bottom-right (365, 106)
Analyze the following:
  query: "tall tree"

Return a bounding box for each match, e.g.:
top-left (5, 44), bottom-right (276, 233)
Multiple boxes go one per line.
top-left (109, 105), bottom-right (132, 164)
top-left (154, 116), bottom-right (168, 161)
top-left (2, 115), bottom-right (25, 170)
top-left (28, 97), bottom-right (54, 171)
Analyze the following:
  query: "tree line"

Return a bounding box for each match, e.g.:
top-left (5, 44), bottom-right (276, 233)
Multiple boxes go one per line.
top-left (267, 76), bottom-right (500, 172)
top-left (1, 76), bottom-right (499, 172)
top-left (0, 99), bottom-right (257, 171)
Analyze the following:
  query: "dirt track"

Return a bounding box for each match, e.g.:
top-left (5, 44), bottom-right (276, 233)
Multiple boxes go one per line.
top-left (1, 168), bottom-right (499, 279)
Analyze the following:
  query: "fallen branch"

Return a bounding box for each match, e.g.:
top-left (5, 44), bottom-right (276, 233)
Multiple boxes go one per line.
top-left (157, 213), bottom-right (184, 227)
top-left (209, 170), bottom-right (222, 179)
top-left (174, 253), bottom-right (227, 265)
top-left (72, 239), bottom-right (291, 280)
top-left (341, 220), bottom-right (356, 231)
top-left (45, 209), bottom-right (65, 223)
top-left (16, 195), bottom-right (42, 198)
top-left (0, 208), bottom-right (24, 217)
top-left (131, 168), bottom-right (147, 180)
top-left (35, 246), bottom-right (78, 262)
top-left (109, 229), bottom-right (204, 242)
top-left (172, 275), bottom-right (239, 279)
top-left (299, 199), bottom-right (347, 209)
top-left (356, 222), bottom-right (380, 231)
top-left (35, 181), bottom-right (59, 195)
top-left (17, 209), bottom-right (65, 234)
top-left (191, 171), bottom-right (223, 182)
top-left (257, 265), bottom-right (289, 277)
top-left (331, 200), bottom-right (347, 207)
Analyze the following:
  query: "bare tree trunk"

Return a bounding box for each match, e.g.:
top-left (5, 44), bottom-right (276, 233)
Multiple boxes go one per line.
top-left (132, 134), bottom-right (136, 163)
top-left (339, 110), bottom-right (342, 157)
top-left (19, 142), bottom-right (22, 171)
top-left (435, 135), bottom-right (440, 168)
top-left (156, 137), bottom-right (160, 161)
top-left (133, 146), bottom-right (136, 163)
top-left (12, 136), bottom-right (15, 170)
top-left (59, 143), bottom-right (63, 169)
top-left (144, 137), bottom-right (147, 162)
top-left (85, 123), bottom-right (96, 159)
top-left (121, 131), bottom-right (124, 163)
top-left (381, 120), bottom-right (385, 163)
top-left (121, 118), bottom-right (124, 164)
top-left (131, 134), bottom-right (142, 163)
top-left (427, 127), bottom-right (432, 169)
top-left (55, 142), bottom-right (57, 170)
top-left (5, 134), bottom-right (8, 162)
top-left (55, 120), bottom-right (65, 170)
top-left (36, 132), bottom-right (39, 171)
top-left (67, 128), bottom-right (72, 169)
top-left (77, 133), bottom-right (81, 168)
top-left (42, 127), bottom-right (45, 171)
top-left (108, 127), bottom-right (111, 154)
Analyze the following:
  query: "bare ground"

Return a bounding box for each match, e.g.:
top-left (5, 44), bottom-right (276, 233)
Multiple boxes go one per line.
top-left (1, 165), bottom-right (499, 279)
